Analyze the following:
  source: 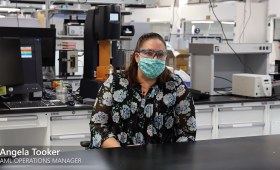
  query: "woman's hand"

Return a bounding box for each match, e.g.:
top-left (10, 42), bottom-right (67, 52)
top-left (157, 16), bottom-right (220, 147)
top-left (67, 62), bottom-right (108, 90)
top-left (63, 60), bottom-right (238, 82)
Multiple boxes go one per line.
top-left (102, 137), bottom-right (121, 148)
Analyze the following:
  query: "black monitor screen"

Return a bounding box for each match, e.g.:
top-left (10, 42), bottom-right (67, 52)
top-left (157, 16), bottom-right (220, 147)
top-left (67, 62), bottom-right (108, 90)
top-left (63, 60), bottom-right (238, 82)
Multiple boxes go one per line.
top-left (0, 38), bottom-right (24, 86)
top-left (0, 27), bottom-right (56, 67)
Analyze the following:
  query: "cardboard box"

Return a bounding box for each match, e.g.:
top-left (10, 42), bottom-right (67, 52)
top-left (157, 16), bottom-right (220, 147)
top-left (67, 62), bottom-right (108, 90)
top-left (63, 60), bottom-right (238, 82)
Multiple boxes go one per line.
top-left (166, 49), bottom-right (190, 73)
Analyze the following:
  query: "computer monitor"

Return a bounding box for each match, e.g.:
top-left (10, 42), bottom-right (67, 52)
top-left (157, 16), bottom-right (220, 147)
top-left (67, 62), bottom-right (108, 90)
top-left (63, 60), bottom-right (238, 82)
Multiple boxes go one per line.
top-left (0, 38), bottom-right (43, 96)
top-left (0, 27), bottom-right (56, 66)
top-left (0, 38), bottom-right (24, 87)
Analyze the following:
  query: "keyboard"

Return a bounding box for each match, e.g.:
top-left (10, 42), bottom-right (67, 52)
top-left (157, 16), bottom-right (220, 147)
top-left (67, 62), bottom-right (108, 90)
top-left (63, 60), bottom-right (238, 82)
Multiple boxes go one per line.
top-left (4, 100), bottom-right (67, 110)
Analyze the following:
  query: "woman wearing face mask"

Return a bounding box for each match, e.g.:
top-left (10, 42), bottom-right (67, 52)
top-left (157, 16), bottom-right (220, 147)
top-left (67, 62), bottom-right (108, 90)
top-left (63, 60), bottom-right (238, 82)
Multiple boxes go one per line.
top-left (89, 33), bottom-right (196, 148)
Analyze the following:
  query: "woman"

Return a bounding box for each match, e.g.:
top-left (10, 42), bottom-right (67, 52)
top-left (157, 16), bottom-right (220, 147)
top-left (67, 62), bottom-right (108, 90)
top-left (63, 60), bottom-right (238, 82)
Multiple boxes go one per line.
top-left (89, 33), bottom-right (196, 148)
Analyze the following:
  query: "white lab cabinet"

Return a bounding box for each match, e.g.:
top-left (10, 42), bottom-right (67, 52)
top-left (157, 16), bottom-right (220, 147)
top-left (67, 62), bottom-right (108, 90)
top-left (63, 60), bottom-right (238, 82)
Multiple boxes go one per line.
top-left (50, 110), bottom-right (92, 151)
top-left (268, 102), bottom-right (280, 135)
top-left (195, 105), bottom-right (215, 141)
top-left (216, 102), bottom-right (267, 139)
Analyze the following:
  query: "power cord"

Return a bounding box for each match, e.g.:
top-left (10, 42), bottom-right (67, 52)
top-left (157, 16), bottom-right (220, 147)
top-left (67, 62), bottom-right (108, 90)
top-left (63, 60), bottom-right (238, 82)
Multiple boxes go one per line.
top-left (16, 0), bottom-right (19, 27)
top-left (208, 0), bottom-right (253, 74)
top-left (214, 76), bottom-right (232, 83)
top-left (175, 0), bottom-right (180, 30)
top-left (78, 52), bottom-right (84, 57)
top-left (238, 0), bottom-right (251, 43)
top-left (168, 0), bottom-right (176, 42)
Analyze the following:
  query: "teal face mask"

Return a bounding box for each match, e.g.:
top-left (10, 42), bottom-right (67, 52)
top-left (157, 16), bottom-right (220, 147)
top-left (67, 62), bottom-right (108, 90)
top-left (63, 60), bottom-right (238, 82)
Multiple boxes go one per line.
top-left (138, 57), bottom-right (166, 79)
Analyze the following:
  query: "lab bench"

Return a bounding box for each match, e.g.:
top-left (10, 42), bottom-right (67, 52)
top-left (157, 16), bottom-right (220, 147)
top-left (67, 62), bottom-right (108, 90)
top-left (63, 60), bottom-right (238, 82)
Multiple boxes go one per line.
top-left (0, 96), bottom-right (279, 151)
top-left (194, 95), bottom-right (280, 141)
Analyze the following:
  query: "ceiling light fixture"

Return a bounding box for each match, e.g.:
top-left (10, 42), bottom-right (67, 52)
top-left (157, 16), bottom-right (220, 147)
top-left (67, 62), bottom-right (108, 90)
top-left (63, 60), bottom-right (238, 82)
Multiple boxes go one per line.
top-left (0, 8), bottom-right (20, 13)
top-left (221, 21), bottom-right (235, 25)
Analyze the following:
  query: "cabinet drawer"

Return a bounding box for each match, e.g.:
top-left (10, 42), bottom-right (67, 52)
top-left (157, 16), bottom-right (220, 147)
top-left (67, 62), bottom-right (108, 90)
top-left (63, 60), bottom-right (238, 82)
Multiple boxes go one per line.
top-left (218, 122), bottom-right (264, 138)
top-left (269, 105), bottom-right (280, 121)
top-left (196, 125), bottom-right (213, 141)
top-left (218, 106), bottom-right (265, 124)
top-left (0, 114), bottom-right (47, 130)
top-left (270, 121), bottom-right (280, 135)
top-left (50, 114), bottom-right (91, 135)
top-left (195, 108), bottom-right (213, 126)
top-left (50, 133), bottom-right (90, 152)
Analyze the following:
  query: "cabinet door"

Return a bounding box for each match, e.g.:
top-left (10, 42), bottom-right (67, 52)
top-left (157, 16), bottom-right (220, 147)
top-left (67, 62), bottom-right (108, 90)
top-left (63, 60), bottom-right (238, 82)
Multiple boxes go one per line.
top-left (269, 104), bottom-right (280, 134)
top-left (0, 114), bottom-right (47, 130)
top-left (218, 104), bottom-right (266, 139)
top-left (50, 133), bottom-right (90, 151)
top-left (50, 110), bottom-right (91, 136)
top-left (195, 106), bottom-right (214, 141)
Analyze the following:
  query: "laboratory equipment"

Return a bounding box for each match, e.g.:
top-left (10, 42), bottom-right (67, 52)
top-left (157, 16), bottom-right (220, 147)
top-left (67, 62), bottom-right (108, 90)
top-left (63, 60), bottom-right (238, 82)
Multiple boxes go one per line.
top-left (189, 43), bottom-right (272, 95)
top-left (58, 51), bottom-right (78, 78)
top-left (0, 38), bottom-right (43, 98)
top-left (56, 80), bottom-right (68, 103)
top-left (232, 74), bottom-right (272, 97)
top-left (80, 5), bottom-right (121, 99)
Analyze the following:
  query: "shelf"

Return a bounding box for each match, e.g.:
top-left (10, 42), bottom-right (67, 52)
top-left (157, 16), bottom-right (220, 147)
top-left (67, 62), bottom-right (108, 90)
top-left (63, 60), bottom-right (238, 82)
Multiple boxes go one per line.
top-left (269, 73), bottom-right (280, 75)
top-left (121, 11), bottom-right (132, 15)
top-left (41, 8), bottom-right (131, 15)
top-left (56, 35), bottom-right (132, 40)
top-left (56, 35), bottom-right (84, 39)
top-left (40, 8), bottom-right (88, 15)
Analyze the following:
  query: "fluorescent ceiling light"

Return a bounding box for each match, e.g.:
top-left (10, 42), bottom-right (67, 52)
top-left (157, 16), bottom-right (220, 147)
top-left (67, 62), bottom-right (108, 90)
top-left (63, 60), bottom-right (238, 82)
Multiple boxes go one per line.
top-left (0, 8), bottom-right (20, 13)
top-left (222, 21), bottom-right (235, 25)
top-left (191, 21), bottom-right (214, 24)
top-left (0, 15), bottom-right (5, 18)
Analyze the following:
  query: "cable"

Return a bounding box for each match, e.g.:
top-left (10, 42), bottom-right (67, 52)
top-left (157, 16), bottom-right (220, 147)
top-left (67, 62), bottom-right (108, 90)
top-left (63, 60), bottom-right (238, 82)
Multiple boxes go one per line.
top-left (168, 0), bottom-right (177, 42)
top-left (175, 0), bottom-right (180, 30)
top-left (215, 87), bottom-right (232, 91)
top-left (208, 0), bottom-right (253, 74)
top-left (43, 89), bottom-right (52, 99)
top-left (78, 60), bottom-right (84, 67)
top-left (239, 0), bottom-right (252, 43)
top-left (239, 1), bottom-right (246, 43)
top-left (214, 91), bottom-right (226, 95)
top-left (78, 52), bottom-right (84, 57)
top-left (214, 76), bottom-right (232, 83)
top-left (0, 94), bottom-right (14, 100)
top-left (16, 0), bottom-right (19, 27)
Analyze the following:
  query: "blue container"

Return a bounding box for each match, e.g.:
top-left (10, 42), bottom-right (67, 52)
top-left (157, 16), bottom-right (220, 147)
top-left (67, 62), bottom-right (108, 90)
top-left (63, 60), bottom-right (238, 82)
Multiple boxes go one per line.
top-left (184, 81), bottom-right (190, 88)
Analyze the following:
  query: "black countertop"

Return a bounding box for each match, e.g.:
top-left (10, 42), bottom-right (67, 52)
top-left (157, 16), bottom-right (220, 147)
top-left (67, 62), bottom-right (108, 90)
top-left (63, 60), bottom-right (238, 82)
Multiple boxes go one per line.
top-left (0, 104), bottom-right (93, 115)
top-left (194, 95), bottom-right (279, 105)
top-left (0, 95), bottom-right (278, 114)
top-left (1, 135), bottom-right (280, 170)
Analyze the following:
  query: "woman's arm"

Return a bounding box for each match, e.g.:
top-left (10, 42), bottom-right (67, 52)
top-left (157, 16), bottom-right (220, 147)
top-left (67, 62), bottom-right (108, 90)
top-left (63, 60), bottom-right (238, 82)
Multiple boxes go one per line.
top-left (89, 75), bottom-right (121, 149)
top-left (173, 75), bottom-right (196, 142)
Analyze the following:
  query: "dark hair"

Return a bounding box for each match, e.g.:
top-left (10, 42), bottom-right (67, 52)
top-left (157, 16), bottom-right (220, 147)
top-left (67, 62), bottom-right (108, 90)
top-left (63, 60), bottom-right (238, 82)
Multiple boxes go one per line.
top-left (122, 32), bottom-right (172, 85)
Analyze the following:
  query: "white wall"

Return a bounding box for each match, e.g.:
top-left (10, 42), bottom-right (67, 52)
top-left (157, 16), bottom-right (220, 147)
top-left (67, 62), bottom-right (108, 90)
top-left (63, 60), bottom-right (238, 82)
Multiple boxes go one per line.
top-left (125, 7), bottom-right (180, 35)
top-left (181, 2), bottom-right (236, 21)
top-left (234, 2), bottom-right (267, 43)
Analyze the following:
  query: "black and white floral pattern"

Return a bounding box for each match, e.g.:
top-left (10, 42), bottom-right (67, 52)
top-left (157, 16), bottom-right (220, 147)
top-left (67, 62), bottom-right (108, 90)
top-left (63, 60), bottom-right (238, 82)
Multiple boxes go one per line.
top-left (89, 73), bottom-right (196, 149)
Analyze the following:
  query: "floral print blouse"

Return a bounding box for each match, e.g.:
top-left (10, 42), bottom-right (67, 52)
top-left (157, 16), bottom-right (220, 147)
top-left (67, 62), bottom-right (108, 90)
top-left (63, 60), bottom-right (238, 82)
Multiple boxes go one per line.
top-left (89, 73), bottom-right (196, 148)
